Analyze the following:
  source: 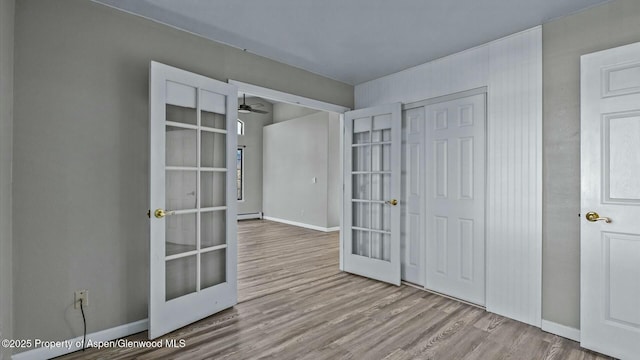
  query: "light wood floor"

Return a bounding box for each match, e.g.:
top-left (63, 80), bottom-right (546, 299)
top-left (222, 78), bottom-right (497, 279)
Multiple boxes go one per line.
top-left (59, 220), bottom-right (610, 360)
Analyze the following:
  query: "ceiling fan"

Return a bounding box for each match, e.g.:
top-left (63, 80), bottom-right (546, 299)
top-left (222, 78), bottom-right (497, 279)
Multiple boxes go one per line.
top-left (238, 94), bottom-right (269, 114)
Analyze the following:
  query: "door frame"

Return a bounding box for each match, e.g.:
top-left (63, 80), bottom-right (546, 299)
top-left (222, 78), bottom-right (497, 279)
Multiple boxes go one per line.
top-left (227, 80), bottom-right (351, 270)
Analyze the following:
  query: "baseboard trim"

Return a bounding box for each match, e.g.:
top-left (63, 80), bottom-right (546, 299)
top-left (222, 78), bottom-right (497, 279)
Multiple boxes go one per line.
top-left (238, 212), bottom-right (262, 220)
top-left (263, 216), bottom-right (339, 232)
top-left (541, 320), bottom-right (580, 342)
top-left (12, 319), bottom-right (148, 360)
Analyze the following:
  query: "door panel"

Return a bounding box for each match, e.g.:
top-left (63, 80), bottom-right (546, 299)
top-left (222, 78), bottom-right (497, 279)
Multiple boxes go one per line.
top-left (581, 42), bottom-right (640, 360)
top-left (149, 61), bottom-right (237, 339)
top-left (344, 103), bottom-right (402, 285)
top-left (425, 94), bottom-right (486, 306)
top-left (401, 107), bottom-right (426, 285)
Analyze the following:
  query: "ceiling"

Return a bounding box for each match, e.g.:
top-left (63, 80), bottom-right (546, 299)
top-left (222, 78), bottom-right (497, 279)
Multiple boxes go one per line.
top-left (95, 0), bottom-right (610, 85)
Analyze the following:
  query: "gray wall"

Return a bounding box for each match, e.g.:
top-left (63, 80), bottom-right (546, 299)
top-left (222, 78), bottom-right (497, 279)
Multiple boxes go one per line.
top-left (273, 102), bottom-right (320, 123)
top-left (12, 0), bottom-right (352, 348)
top-left (542, 0), bottom-right (640, 329)
top-left (0, 0), bottom-right (14, 358)
top-left (263, 111), bottom-right (340, 228)
top-left (237, 97), bottom-right (273, 215)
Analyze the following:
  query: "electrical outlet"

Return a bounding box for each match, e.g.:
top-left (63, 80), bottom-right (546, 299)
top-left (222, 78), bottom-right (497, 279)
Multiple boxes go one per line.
top-left (75, 290), bottom-right (89, 309)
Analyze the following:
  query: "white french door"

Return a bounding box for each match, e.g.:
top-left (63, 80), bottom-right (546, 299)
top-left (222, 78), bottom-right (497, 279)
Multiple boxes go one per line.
top-left (343, 103), bottom-right (402, 285)
top-left (581, 43), bottom-right (640, 360)
top-left (424, 94), bottom-right (486, 306)
top-left (149, 62), bottom-right (238, 339)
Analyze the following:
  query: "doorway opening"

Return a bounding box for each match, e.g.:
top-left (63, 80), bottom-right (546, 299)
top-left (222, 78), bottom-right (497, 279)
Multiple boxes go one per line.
top-left (229, 80), bottom-right (350, 302)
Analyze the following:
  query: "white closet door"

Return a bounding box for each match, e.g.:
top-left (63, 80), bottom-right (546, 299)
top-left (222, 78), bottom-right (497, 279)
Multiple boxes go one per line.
top-left (581, 42), bottom-right (640, 360)
top-left (344, 103), bottom-right (402, 285)
top-left (401, 107), bottom-right (426, 285)
top-left (425, 94), bottom-right (486, 305)
top-left (149, 61), bottom-right (238, 339)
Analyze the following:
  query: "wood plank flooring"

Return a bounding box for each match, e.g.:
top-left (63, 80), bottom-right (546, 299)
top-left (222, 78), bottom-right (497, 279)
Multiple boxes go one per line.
top-left (58, 220), bottom-right (611, 360)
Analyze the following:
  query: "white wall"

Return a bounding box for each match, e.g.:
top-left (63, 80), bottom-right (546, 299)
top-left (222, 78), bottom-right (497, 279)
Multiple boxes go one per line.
top-left (263, 111), bottom-right (340, 230)
top-left (355, 27), bottom-right (542, 327)
top-left (0, 0), bottom-right (14, 358)
top-left (237, 97), bottom-right (273, 215)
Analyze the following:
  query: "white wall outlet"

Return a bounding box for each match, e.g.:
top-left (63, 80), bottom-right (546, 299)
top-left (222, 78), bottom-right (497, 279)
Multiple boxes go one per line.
top-left (74, 290), bottom-right (89, 309)
top-left (312, 177), bottom-right (317, 183)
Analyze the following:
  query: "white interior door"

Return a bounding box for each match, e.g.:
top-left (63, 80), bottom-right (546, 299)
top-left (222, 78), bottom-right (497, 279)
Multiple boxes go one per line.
top-left (401, 107), bottom-right (426, 285)
top-left (424, 94), bottom-right (486, 306)
top-left (581, 42), bottom-right (640, 360)
top-left (149, 61), bottom-right (238, 339)
top-left (344, 103), bottom-right (402, 285)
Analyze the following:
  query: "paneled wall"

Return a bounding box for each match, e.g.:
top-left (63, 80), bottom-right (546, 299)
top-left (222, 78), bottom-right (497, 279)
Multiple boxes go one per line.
top-left (355, 27), bottom-right (542, 326)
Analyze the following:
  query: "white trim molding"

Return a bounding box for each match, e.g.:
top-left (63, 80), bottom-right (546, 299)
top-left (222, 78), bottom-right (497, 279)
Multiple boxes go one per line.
top-left (541, 320), bottom-right (581, 343)
top-left (263, 216), bottom-right (339, 232)
top-left (228, 80), bottom-right (351, 114)
top-left (12, 319), bottom-right (148, 360)
top-left (237, 212), bottom-right (262, 220)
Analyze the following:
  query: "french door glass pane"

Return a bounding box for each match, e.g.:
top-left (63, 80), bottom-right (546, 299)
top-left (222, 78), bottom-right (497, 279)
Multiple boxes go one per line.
top-left (352, 145), bottom-right (371, 171)
top-left (166, 255), bottom-right (197, 301)
top-left (201, 131), bottom-right (226, 168)
top-left (352, 229), bottom-right (370, 257)
top-left (166, 170), bottom-right (196, 211)
top-left (201, 172), bottom-right (226, 208)
top-left (352, 174), bottom-right (370, 200)
top-left (201, 249), bottom-right (226, 290)
top-left (371, 144), bottom-right (391, 171)
top-left (201, 210), bottom-right (226, 248)
top-left (371, 203), bottom-right (390, 232)
top-left (371, 129), bottom-right (391, 142)
top-left (166, 104), bottom-right (197, 125)
top-left (371, 233), bottom-right (391, 262)
top-left (165, 213), bottom-right (196, 256)
top-left (201, 110), bottom-right (226, 129)
top-left (166, 127), bottom-right (197, 167)
top-left (371, 232), bottom-right (383, 260)
top-left (350, 111), bottom-right (394, 263)
top-left (352, 202), bottom-right (370, 228)
top-left (371, 174), bottom-right (390, 201)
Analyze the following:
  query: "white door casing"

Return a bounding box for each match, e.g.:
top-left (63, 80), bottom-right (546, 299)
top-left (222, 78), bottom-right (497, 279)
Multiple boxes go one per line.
top-left (425, 94), bottom-right (486, 306)
top-left (149, 61), bottom-right (238, 339)
top-left (581, 42), bottom-right (640, 360)
top-left (344, 103), bottom-right (402, 285)
top-left (401, 107), bottom-right (426, 286)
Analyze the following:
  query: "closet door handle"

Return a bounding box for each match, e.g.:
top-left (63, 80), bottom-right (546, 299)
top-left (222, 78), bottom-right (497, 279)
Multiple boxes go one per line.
top-left (585, 211), bottom-right (611, 223)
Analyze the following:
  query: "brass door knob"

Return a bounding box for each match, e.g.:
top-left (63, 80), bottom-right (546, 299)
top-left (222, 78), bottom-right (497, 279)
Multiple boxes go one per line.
top-left (385, 199), bottom-right (398, 206)
top-left (154, 209), bottom-right (175, 219)
top-left (585, 211), bottom-right (612, 223)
